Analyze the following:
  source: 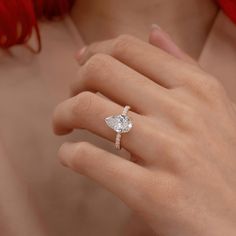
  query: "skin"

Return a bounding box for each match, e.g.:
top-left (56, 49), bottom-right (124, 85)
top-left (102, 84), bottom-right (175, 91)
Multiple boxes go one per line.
top-left (0, 145), bottom-right (46, 236)
top-left (71, 0), bottom-right (218, 58)
top-left (52, 4), bottom-right (236, 236)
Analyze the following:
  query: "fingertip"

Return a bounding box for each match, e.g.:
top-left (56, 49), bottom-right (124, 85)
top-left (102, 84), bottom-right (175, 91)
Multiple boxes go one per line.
top-left (76, 46), bottom-right (87, 59)
top-left (52, 104), bottom-right (74, 136)
top-left (58, 142), bottom-right (77, 167)
top-left (149, 23), bottom-right (169, 45)
top-left (151, 23), bottom-right (161, 31)
top-left (75, 46), bottom-right (87, 65)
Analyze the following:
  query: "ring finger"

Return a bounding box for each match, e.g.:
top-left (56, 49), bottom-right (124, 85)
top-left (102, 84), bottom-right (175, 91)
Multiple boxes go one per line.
top-left (53, 91), bottom-right (168, 162)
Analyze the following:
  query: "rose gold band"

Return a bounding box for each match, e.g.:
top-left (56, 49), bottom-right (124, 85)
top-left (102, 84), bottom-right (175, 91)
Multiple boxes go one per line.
top-left (115, 106), bottom-right (131, 149)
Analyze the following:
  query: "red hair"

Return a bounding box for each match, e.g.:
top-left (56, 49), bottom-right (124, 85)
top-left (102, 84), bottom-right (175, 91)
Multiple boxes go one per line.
top-left (0, 0), bottom-right (75, 52)
top-left (218, 0), bottom-right (236, 25)
top-left (1, 0), bottom-right (236, 52)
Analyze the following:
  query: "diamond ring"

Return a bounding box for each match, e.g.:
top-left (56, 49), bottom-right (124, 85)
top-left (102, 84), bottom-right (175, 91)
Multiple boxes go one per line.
top-left (105, 105), bottom-right (133, 149)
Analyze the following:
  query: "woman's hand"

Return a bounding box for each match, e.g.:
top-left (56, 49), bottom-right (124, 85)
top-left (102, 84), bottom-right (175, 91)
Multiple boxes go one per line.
top-left (52, 32), bottom-right (236, 235)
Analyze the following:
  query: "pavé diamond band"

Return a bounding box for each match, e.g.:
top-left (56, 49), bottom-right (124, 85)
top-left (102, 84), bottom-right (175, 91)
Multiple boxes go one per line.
top-left (104, 105), bottom-right (133, 149)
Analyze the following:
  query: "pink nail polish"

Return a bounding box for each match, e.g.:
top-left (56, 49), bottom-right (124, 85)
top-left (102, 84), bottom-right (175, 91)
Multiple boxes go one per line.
top-left (151, 24), bottom-right (161, 31)
top-left (76, 46), bottom-right (87, 60)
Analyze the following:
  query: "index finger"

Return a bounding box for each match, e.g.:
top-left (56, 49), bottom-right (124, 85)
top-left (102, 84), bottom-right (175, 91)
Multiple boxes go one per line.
top-left (76, 35), bottom-right (201, 89)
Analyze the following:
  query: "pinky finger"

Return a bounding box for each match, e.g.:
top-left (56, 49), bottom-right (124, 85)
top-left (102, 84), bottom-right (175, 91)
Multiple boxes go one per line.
top-left (59, 141), bottom-right (149, 209)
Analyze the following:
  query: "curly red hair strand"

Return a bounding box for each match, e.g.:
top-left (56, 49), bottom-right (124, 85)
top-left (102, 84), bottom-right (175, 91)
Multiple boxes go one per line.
top-left (0, 0), bottom-right (75, 52)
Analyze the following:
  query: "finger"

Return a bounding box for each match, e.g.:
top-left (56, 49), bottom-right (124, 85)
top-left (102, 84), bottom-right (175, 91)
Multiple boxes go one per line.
top-left (149, 24), bottom-right (197, 65)
top-left (53, 91), bottom-right (159, 160)
top-left (76, 35), bottom-right (200, 88)
top-left (71, 53), bottom-right (173, 115)
top-left (53, 91), bottom-right (179, 164)
top-left (59, 141), bottom-right (150, 210)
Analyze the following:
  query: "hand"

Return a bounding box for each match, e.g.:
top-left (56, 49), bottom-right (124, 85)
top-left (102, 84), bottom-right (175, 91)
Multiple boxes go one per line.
top-left (53, 29), bottom-right (236, 235)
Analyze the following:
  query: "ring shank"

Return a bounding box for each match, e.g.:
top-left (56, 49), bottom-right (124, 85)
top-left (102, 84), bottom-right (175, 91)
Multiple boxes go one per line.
top-left (115, 133), bottom-right (122, 149)
top-left (115, 105), bottom-right (131, 149)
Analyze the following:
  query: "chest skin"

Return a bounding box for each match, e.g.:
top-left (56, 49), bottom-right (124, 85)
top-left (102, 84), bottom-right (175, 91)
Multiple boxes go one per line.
top-left (0, 20), bottom-right (129, 236)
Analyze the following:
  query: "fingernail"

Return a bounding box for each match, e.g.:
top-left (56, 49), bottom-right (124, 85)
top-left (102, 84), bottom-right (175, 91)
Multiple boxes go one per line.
top-left (76, 46), bottom-right (87, 60)
top-left (151, 24), bottom-right (161, 31)
top-left (58, 142), bottom-right (76, 167)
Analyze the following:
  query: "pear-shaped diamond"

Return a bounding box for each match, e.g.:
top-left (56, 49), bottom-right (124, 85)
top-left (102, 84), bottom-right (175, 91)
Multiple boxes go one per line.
top-left (105, 115), bottom-right (133, 133)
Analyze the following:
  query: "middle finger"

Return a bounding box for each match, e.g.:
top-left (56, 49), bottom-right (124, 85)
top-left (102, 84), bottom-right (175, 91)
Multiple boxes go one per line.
top-left (72, 53), bottom-right (173, 115)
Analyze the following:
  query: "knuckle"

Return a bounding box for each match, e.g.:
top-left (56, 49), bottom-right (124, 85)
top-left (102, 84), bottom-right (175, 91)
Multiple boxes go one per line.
top-left (72, 91), bottom-right (94, 122)
top-left (112, 34), bottom-right (134, 57)
top-left (205, 77), bottom-right (225, 95)
top-left (175, 106), bottom-right (202, 131)
top-left (163, 137), bottom-right (190, 164)
top-left (197, 76), bottom-right (226, 103)
top-left (83, 53), bottom-right (110, 78)
top-left (81, 54), bottom-right (112, 85)
top-left (149, 128), bottom-right (178, 155)
top-left (150, 131), bottom-right (189, 168)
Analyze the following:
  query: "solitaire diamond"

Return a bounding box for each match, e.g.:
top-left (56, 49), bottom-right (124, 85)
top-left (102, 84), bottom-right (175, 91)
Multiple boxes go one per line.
top-left (105, 115), bottom-right (133, 133)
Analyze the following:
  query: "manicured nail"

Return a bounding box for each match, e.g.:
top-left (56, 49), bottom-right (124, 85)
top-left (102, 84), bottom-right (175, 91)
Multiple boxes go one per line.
top-left (76, 46), bottom-right (87, 60)
top-left (151, 24), bottom-right (161, 31)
